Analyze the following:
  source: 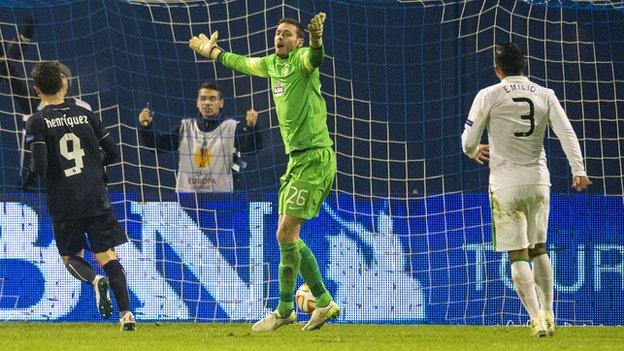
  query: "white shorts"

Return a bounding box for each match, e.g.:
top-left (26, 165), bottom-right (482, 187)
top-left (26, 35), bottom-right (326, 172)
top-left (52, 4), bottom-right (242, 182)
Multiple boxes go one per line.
top-left (490, 185), bottom-right (550, 252)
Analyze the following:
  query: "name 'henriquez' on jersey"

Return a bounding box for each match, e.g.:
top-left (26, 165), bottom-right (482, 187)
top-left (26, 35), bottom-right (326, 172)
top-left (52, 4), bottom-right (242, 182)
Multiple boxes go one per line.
top-left (43, 113), bottom-right (90, 129)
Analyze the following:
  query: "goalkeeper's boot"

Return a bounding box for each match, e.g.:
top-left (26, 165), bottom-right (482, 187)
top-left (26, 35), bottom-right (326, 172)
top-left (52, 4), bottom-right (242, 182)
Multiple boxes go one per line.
top-left (302, 300), bottom-right (340, 331)
top-left (530, 317), bottom-right (548, 337)
top-left (543, 310), bottom-right (556, 336)
top-left (252, 310), bottom-right (296, 332)
top-left (94, 275), bottom-right (113, 319)
top-left (119, 311), bottom-right (136, 331)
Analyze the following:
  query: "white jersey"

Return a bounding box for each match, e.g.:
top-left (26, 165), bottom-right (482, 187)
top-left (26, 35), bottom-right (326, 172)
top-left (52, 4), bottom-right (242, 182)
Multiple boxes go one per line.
top-left (461, 75), bottom-right (586, 191)
top-left (176, 118), bottom-right (237, 193)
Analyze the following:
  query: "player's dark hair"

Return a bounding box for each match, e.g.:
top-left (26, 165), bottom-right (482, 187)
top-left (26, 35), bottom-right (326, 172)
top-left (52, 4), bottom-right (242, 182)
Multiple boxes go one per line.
top-left (495, 42), bottom-right (526, 76)
top-left (198, 81), bottom-right (222, 98)
top-left (278, 18), bottom-right (304, 38)
top-left (32, 61), bottom-right (62, 95)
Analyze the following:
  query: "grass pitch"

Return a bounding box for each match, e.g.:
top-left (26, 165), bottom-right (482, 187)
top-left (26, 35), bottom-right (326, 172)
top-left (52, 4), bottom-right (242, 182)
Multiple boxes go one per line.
top-left (1, 323), bottom-right (622, 351)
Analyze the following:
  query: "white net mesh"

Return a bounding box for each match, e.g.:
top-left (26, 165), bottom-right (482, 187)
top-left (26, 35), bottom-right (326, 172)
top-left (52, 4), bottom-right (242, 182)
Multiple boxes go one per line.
top-left (0, 0), bottom-right (621, 324)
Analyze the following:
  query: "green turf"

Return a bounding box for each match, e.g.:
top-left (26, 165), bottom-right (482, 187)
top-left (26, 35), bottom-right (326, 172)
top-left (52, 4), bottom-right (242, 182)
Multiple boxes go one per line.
top-left (1, 323), bottom-right (622, 351)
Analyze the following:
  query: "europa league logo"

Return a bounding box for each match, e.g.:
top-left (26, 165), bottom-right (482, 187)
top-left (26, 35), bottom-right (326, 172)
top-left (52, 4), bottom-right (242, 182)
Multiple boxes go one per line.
top-left (194, 147), bottom-right (213, 168)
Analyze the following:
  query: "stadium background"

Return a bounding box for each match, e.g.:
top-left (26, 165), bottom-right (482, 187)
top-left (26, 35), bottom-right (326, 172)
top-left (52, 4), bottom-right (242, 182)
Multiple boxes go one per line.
top-left (0, 0), bottom-right (622, 325)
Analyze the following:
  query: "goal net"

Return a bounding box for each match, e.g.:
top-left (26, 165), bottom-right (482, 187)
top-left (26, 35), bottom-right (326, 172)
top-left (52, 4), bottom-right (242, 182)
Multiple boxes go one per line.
top-left (0, 0), bottom-right (622, 325)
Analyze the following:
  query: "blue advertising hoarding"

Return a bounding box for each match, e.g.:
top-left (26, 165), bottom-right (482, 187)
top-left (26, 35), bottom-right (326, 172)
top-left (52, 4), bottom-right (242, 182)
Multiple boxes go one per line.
top-left (0, 193), bottom-right (621, 325)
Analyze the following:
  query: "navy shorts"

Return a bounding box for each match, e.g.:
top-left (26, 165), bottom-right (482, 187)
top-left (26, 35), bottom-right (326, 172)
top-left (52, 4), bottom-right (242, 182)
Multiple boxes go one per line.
top-left (52, 211), bottom-right (128, 256)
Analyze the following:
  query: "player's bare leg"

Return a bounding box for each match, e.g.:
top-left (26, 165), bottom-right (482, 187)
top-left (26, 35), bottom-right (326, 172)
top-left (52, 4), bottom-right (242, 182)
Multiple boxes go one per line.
top-left (530, 243), bottom-right (555, 336)
top-left (95, 249), bottom-right (135, 331)
top-left (509, 248), bottom-right (546, 337)
top-left (61, 250), bottom-right (112, 319)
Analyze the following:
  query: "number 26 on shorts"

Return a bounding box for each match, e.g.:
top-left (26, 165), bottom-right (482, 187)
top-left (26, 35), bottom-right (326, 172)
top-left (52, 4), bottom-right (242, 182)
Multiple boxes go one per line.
top-left (286, 185), bottom-right (309, 210)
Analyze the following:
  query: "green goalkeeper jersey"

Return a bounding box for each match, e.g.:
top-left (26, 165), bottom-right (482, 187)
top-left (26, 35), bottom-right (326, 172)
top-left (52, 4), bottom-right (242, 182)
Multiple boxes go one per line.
top-left (220, 47), bottom-right (333, 154)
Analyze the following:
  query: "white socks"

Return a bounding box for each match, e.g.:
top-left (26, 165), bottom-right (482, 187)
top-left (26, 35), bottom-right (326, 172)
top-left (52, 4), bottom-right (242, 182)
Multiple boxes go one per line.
top-left (531, 254), bottom-right (554, 314)
top-left (511, 260), bottom-right (541, 320)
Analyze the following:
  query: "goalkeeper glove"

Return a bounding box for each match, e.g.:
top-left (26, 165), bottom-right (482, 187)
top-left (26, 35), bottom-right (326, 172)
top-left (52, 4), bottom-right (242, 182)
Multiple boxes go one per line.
top-left (189, 32), bottom-right (223, 60)
top-left (307, 12), bottom-right (326, 48)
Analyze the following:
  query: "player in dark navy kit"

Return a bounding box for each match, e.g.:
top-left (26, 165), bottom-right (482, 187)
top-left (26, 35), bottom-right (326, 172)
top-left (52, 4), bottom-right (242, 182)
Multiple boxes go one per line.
top-left (22, 62), bottom-right (136, 331)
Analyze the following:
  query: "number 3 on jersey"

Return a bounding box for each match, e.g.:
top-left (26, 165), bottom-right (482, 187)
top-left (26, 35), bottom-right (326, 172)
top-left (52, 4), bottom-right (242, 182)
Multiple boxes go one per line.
top-left (512, 97), bottom-right (535, 137)
top-left (59, 132), bottom-right (85, 177)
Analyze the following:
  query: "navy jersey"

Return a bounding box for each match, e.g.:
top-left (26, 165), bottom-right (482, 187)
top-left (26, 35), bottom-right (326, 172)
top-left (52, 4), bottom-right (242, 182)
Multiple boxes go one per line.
top-left (25, 102), bottom-right (111, 220)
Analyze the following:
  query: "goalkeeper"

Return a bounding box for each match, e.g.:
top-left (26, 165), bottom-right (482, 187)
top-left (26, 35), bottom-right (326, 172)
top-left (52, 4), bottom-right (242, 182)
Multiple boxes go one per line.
top-left (189, 13), bottom-right (339, 331)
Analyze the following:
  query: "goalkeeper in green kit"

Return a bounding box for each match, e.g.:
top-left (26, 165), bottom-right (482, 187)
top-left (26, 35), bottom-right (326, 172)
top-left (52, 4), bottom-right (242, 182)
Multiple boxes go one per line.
top-left (189, 13), bottom-right (339, 331)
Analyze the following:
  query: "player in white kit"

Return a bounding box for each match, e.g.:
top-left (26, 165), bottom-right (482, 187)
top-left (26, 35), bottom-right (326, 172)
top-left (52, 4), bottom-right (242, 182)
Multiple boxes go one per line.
top-left (461, 42), bottom-right (591, 337)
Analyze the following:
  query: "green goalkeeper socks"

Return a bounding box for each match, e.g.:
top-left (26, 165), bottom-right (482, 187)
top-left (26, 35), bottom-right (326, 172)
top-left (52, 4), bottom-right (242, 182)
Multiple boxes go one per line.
top-left (277, 239), bottom-right (333, 316)
top-left (299, 241), bottom-right (332, 308)
top-left (277, 240), bottom-right (302, 317)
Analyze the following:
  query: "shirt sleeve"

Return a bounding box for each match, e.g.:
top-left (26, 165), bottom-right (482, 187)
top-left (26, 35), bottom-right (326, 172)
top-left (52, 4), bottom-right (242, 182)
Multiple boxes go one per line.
top-left (220, 52), bottom-right (269, 78)
top-left (461, 90), bottom-right (489, 158)
top-left (139, 122), bottom-right (180, 151)
top-left (87, 111), bottom-right (109, 141)
top-left (234, 121), bottom-right (263, 153)
top-left (547, 91), bottom-right (587, 177)
top-left (24, 115), bottom-right (46, 146)
top-left (297, 46), bottom-right (324, 73)
top-left (86, 112), bottom-right (120, 166)
top-left (24, 116), bottom-right (47, 176)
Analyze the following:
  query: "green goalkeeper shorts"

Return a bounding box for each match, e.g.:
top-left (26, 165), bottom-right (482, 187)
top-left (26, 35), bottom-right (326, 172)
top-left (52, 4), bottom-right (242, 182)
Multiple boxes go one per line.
top-left (278, 147), bottom-right (336, 220)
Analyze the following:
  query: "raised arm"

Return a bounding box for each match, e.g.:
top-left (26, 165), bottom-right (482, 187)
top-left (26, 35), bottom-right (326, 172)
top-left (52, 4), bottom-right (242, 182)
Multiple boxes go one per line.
top-left (234, 109), bottom-right (263, 153)
top-left (220, 53), bottom-right (269, 78)
top-left (188, 31), bottom-right (268, 77)
top-left (139, 125), bottom-right (180, 152)
top-left (304, 12), bottom-right (326, 70)
top-left (138, 107), bottom-right (180, 151)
